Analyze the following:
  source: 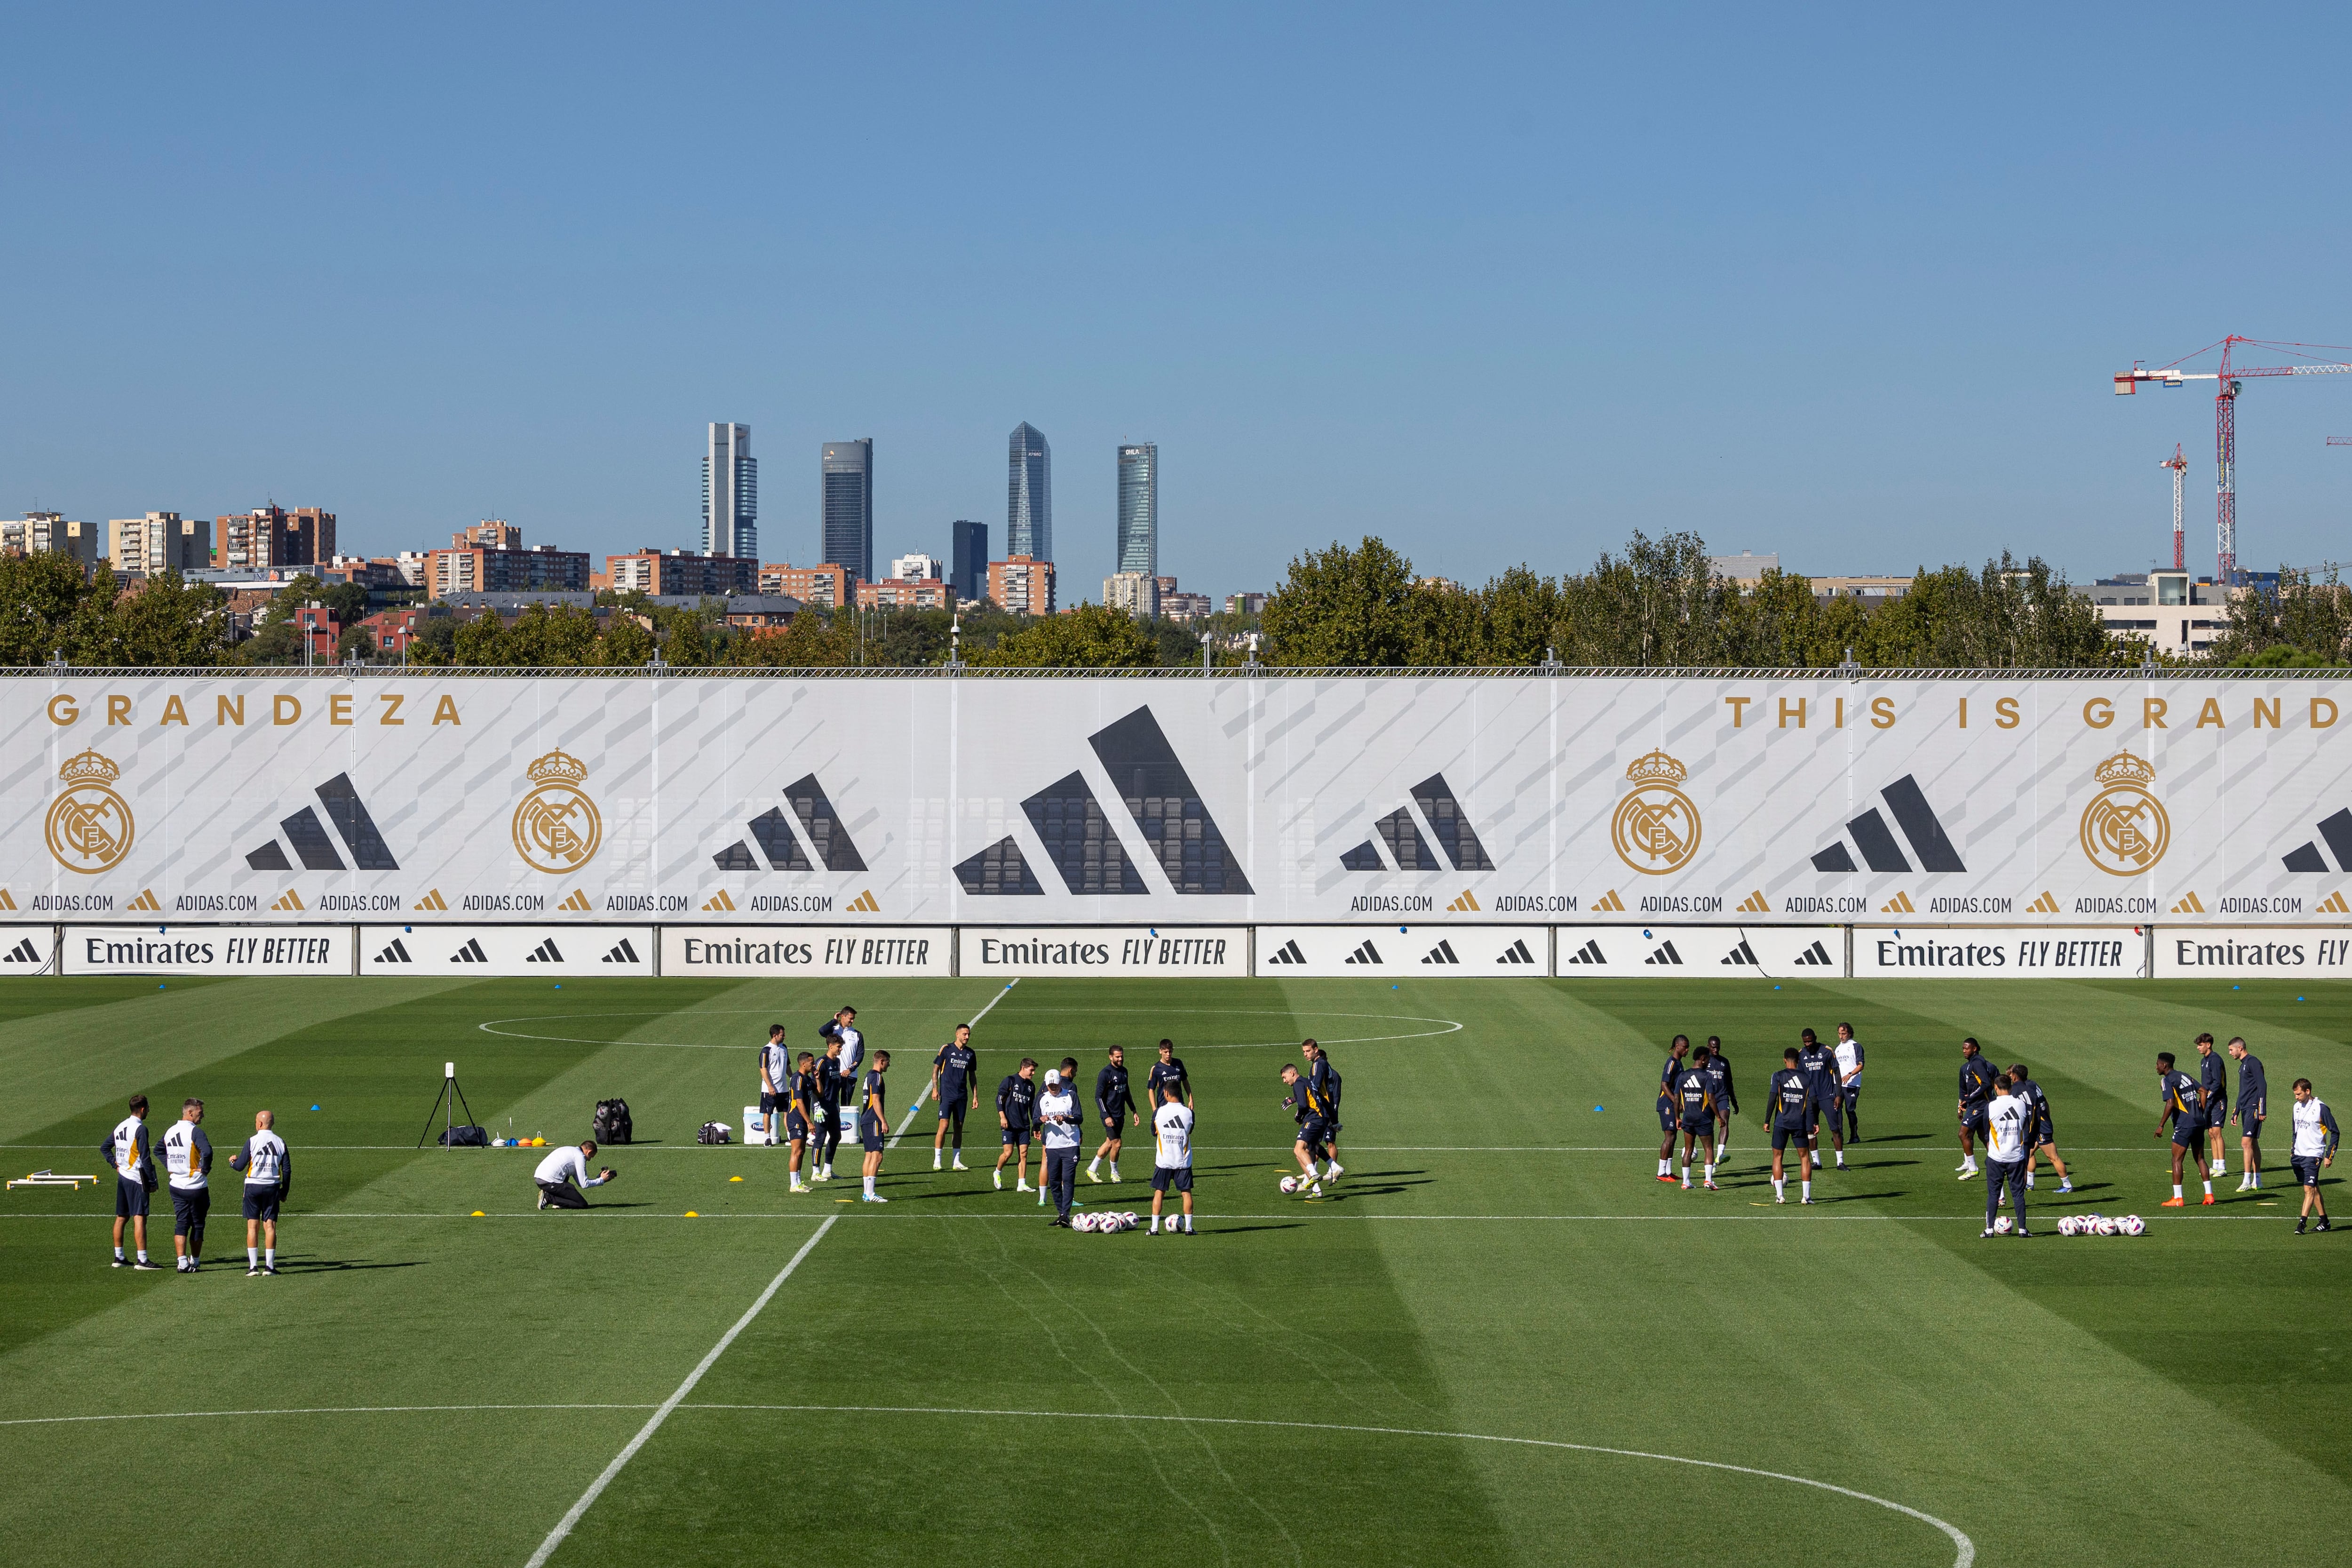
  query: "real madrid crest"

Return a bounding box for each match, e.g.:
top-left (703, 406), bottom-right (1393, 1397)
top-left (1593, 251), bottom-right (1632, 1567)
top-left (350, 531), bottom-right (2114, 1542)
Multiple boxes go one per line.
top-left (1611, 749), bottom-right (1701, 876)
top-left (511, 748), bottom-right (602, 874)
top-left (2080, 751), bottom-right (2168, 876)
top-left (46, 749), bottom-right (135, 874)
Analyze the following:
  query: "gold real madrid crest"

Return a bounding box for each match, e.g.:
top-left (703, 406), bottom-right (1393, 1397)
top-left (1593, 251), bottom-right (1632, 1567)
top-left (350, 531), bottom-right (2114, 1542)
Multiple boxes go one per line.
top-left (511, 748), bottom-right (601, 873)
top-left (1612, 749), bottom-right (1701, 875)
top-left (2079, 751), bottom-right (2168, 875)
top-left (46, 749), bottom-right (135, 874)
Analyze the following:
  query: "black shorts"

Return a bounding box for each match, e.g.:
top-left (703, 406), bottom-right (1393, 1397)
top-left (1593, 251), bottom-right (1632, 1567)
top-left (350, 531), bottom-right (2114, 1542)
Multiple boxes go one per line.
top-left (2172, 1119), bottom-right (2204, 1149)
top-left (1771, 1125), bottom-right (1811, 1151)
top-left (1151, 1166), bottom-right (1193, 1193)
top-left (858, 1114), bottom-right (884, 1154)
top-left (938, 1090), bottom-right (969, 1121)
top-left (760, 1091), bottom-right (788, 1115)
top-left (2292, 1155), bottom-right (2323, 1187)
top-left (1298, 1118), bottom-right (1331, 1148)
top-left (1100, 1114), bottom-right (1123, 1135)
top-left (170, 1186), bottom-right (210, 1235)
top-left (242, 1187), bottom-right (283, 1222)
top-left (1002, 1125), bottom-right (1032, 1147)
top-left (115, 1176), bottom-right (150, 1218)
top-left (1961, 1105), bottom-right (1990, 1134)
top-left (2034, 1119), bottom-right (2056, 1148)
top-left (784, 1111), bottom-right (810, 1142)
top-left (1656, 1102), bottom-right (1678, 1133)
top-left (2241, 1114), bottom-right (2264, 1140)
top-left (1680, 1114), bottom-right (1714, 1136)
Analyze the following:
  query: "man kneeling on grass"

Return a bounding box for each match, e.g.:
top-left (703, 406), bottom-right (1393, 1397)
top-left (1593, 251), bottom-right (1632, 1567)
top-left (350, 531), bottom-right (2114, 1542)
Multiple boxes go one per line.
top-left (536, 1139), bottom-right (616, 1210)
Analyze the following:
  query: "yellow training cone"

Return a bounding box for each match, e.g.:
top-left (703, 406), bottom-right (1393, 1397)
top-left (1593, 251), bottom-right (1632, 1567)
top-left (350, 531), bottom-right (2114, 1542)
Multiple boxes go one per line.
top-left (684, 1210), bottom-right (699, 1217)
top-left (471, 1210), bottom-right (485, 1217)
top-left (730, 1176), bottom-right (743, 1182)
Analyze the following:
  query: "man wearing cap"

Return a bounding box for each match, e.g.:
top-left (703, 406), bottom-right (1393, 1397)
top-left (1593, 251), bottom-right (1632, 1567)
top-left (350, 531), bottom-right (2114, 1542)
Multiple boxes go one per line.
top-left (1038, 1059), bottom-right (1083, 1226)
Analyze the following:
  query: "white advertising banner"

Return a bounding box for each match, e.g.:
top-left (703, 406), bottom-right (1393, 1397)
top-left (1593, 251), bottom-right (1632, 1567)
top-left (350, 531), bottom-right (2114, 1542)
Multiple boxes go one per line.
top-left (1256, 924), bottom-right (1546, 975)
top-left (1554, 924), bottom-right (1843, 977)
top-left (359, 924), bottom-right (655, 976)
top-left (658, 926), bottom-right (954, 978)
top-left (1851, 926), bottom-right (2147, 978)
top-left (61, 924), bottom-right (353, 975)
top-left (2152, 927), bottom-right (2352, 978)
top-left (7, 672), bottom-right (2352, 927)
top-left (960, 927), bottom-right (1248, 977)
top-left (0, 923), bottom-right (57, 971)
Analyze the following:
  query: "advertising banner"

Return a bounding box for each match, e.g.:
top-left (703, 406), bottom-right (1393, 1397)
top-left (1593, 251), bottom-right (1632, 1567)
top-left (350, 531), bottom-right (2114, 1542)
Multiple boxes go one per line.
top-left (359, 924), bottom-right (655, 976)
top-left (0, 923), bottom-right (57, 972)
top-left (1851, 926), bottom-right (2147, 978)
top-left (1553, 924), bottom-right (1843, 977)
top-left (959, 927), bottom-right (1249, 977)
top-left (6, 672), bottom-right (2351, 927)
top-left (60, 924), bottom-right (353, 975)
top-left (657, 926), bottom-right (954, 978)
top-left (2152, 927), bottom-right (2352, 978)
top-left (1256, 924), bottom-right (1547, 975)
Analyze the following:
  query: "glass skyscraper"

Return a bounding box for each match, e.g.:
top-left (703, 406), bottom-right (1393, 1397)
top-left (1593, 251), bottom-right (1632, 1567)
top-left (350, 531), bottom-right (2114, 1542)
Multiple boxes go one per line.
top-left (1007, 422), bottom-right (1051, 561)
top-left (1116, 442), bottom-right (1156, 578)
top-left (821, 439), bottom-right (874, 583)
top-left (950, 518), bottom-right (987, 603)
top-left (702, 422), bottom-right (757, 559)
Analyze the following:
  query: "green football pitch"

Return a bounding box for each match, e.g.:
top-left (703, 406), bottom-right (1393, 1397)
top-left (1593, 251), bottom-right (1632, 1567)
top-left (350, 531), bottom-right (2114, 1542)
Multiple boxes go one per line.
top-left (2, 972), bottom-right (2347, 1567)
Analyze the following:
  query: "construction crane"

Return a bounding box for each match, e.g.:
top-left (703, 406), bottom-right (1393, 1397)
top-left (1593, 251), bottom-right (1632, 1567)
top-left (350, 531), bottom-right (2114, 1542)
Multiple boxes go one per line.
top-left (2331, 436), bottom-right (2352, 446)
top-left (2114, 336), bottom-right (2352, 583)
top-left (2161, 444), bottom-right (2188, 570)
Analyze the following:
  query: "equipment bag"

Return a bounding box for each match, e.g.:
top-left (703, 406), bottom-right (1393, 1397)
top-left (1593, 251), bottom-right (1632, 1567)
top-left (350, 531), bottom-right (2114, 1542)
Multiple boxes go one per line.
top-left (593, 1098), bottom-right (634, 1144)
top-left (698, 1121), bottom-right (731, 1145)
top-left (439, 1125), bottom-right (488, 1147)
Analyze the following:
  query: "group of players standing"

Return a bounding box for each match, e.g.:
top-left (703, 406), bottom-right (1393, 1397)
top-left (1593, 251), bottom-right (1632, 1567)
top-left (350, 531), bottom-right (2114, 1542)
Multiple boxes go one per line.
top-left (1658, 1024), bottom-right (1862, 1202)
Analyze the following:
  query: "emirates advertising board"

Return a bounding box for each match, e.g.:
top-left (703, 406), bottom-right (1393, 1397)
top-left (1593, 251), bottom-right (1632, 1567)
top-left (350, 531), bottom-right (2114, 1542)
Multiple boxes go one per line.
top-left (6, 672), bottom-right (2352, 930)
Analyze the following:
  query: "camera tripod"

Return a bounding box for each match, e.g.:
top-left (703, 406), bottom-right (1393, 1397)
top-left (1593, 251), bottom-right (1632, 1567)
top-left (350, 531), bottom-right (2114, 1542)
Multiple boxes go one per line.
top-left (416, 1061), bottom-right (480, 1149)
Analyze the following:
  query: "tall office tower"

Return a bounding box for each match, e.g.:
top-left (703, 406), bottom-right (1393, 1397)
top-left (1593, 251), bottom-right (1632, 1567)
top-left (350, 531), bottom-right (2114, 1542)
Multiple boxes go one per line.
top-left (1116, 442), bottom-right (1157, 577)
top-left (821, 439), bottom-right (874, 584)
top-left (949, 519), bottom-right (987, 602)
top-left (1007, 422), bottom-right (1051, 561)
top-left (703, 423), bottom-right (758, 560)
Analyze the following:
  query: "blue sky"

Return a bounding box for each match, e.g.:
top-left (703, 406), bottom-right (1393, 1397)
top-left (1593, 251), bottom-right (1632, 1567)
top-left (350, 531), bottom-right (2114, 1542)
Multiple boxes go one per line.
top-left (6, 3), bottom-right (2350, 601)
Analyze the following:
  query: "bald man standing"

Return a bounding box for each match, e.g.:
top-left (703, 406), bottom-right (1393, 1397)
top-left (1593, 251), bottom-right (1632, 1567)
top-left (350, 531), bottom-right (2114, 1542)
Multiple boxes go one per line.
top-left (228, 1109), bottom-right (292, 1276)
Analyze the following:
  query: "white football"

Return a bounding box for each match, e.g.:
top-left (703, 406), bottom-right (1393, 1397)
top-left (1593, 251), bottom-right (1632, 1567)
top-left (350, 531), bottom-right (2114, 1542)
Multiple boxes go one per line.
top-left (2094, 1217), bottom-right (2118, 1236)
top-left (2057, 1216), bottom-right (2078, 1236)
top-left (2120, 1215), bottom-right (2145, 1235)
top-left (1992, 1216), bottom-right (2013, 1234)
top-left (1279, 1175), bottom-right (1299, 1194)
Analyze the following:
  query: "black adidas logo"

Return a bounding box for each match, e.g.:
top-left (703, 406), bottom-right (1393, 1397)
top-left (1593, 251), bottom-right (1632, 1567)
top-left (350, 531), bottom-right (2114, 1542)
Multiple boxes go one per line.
top-left (1498, 938), bottom-right (1536, 965)
top-left (2281, 809), bottom-right (2352, 873)
top-left (1722, 939), bottom-right (1759, 966)
top-left (602, 938), bottom-right (640, 964)
top-left (1420, 939), bottom-right (1461, 965)
top-left (524, 939), bottom-right (564, 964)
top-left (1563, 938), bottom-right (1607, 965)
top-left (1343, 939), bottom-right (1383, 965)
top-left (1265, 939), bottom-right (1307, 965)
top-left (1340, 773), bottom-right (1494, 874)
top-left (1794, 939), bottom-right (1836, 966)
top-left (714, 776), bottom-right (870, 874)
top-left (245, 774), bottom-right (400, 872)
top-left (1809, 775), bottom-right (1964, 874)
top-left (375, 938), bottom-right (413, 964)
top-left (1644, 940), bottom-right (1684, 966)
top-left (450, 939), bottom-right (489, 964)
top-left (2, 937), bottom-right (42, 964)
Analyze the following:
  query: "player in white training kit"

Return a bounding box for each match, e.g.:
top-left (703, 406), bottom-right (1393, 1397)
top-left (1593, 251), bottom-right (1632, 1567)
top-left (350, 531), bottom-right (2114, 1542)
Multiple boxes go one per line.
top-left (1150, 1094), bottom-right (1196, 1234)
top-left (160, 1098), bottom-right (215, 1272)
top-left (227, 1109), bottom-right (291, 1274)
top-left (106, 1093), bottom-right (160, 1269)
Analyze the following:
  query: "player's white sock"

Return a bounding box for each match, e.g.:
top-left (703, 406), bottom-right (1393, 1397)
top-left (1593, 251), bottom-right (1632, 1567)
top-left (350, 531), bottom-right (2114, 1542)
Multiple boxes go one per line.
top-left (1773, 1178), bottom-right (1784, 1199)
top-left (176, 1256), bottom-right (189, 1271)
top-left (1327, 1161), bottom-right (1343, 1178)
top-left (2059, 1178), bottom-right (2072, 1193)
top-left (1703, 1162), bottom-right (1714, 1182)
top-left (2202, 1178), bottom-right (2213, 1196)
top-left (2250, 1172), bottom-right (2261, 1189)
top-left (1150, 1217), bottom-right (1160, 1232)
top-left (1088, 1158), bottom-right (1100, 1176)
top-left (114, 1247), bottom-right (125, 1261)
top-left (247, 1247), bottom-right (258, 1267)
top-left (863, 1176), bottom-right (876, 1197)
top-left (1182, 1215), bottom-right (1192, 1233)
top-left (1800, 1180), bottom-right (1811, 1200)
top-left (2025, 1172), bottom-right (2035, 1189)
top-left (1657, 1158), bottom-right (1670, 1177)
top-left (2172, 1184), bottom-right (2184, 1199)
top-left (993, 1170), bottom-right (1003, 1189)
top-left (1835, 1153), bottom-right (1845, 1169)
top-left (932, 1153), bottom-right (942, 1170)
top-left (263, 1249), bottom-right (273, 1267)
top-left (1109, 1164), bottom-right (1120, 1182)
top-left (136, 1250), bottom-right (148, 1263)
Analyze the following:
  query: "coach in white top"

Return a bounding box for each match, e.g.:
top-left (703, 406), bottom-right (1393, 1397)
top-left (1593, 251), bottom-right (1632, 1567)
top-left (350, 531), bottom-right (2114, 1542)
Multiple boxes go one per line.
top-left (535, 1140), bottom-right (617, 1210)
top-left (1038, 1070), bottom-right (1081, 1226)
top-left (1834, 1023), bottom-right (1864, 1142)
top-left (1981, 1075), bottom-right (2033, 1238)
top-left (1149, 1097), bottom-right (1195, 1235)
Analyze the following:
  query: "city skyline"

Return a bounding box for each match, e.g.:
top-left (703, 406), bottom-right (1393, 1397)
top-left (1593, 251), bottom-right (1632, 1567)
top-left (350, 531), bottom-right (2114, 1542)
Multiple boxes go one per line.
top-left (1007, 422), bottom-right (1051, 564)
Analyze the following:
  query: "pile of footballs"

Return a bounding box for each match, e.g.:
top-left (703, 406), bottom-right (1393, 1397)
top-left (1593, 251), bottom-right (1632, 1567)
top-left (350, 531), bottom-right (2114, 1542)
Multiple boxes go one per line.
top-left (1070, 1211), bottom-right (1141, 1234)
top-left (2054, 1213), bottom-right (2146, 1236)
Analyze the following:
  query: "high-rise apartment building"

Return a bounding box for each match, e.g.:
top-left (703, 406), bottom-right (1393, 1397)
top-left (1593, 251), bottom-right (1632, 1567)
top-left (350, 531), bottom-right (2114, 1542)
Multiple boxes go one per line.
top-left (1116, 442), bottom-right (1156, 577)
top-left (1007, 422), bottom-right (1051, 561)
top-left (758, 562), bottom-right (851, 608)
top-left (109, 512), bottom-right (209, 575)
top-left (990, 554), bottom-right (1056, 616)
top-left (603, 548), bottom-right (756, 598)
top-left (821, 439), bottom-right (874, 584)
top-left (703, 423), bottom-right (757, 560)
top-left (215, 505), bottom-right (334, 570)
top-left (949, 519), bottom-right (987, 602)
top-left (430, 520), bottom-right (590, 597)
top-left (1104, 570), bottom-right (1159, 619)
top-left (889, 552), bottom-right (942, 581)
top-left (7, 511), bottom-right (101, 570)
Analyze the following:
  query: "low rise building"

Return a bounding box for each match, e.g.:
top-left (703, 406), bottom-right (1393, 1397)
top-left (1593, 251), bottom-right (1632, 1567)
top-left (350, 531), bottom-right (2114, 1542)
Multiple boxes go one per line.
top-left (857, 577), bottom-right (951, 609)
top-left (1708, 550), bottom-right (1782, 584)
top-left (6, 511), bottom-right (103, 571)
top-left (603, 547), bottom-right (756, 598)
top-left (432, 520), bottom-right (591, 599)
top-left (758, 562), bottom-right (851, 608)
top-left (1224, 591), bottom-right (1270, 618)
top-left (1104, 570), bottom-right (1159, 618)
top-left (888, 552), bottom-right (943, 581)
top-left (109, 511), bottom-right (210, 575)
top-left (991, 555), bottom-right (1056, 616)
top-left (2087, 570), bottom-right (2227, 654)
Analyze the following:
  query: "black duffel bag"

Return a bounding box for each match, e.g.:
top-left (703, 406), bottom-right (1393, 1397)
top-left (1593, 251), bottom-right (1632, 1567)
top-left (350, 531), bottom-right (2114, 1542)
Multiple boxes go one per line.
top-left (439, 1125), bottom-right (488, 1147)
top-left (593, 1098), bottom-right (633, 1144)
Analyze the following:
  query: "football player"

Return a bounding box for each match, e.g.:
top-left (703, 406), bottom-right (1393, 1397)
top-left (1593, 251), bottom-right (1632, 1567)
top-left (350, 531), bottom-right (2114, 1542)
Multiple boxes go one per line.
top-left (1955, 1037), bottom-right (1996, 1179)
top-left (1654, 1035), bottom-right (1692, 1183)
top-left (932, 1023), bottom-right (978, 1171)
top-left (2196, 1033), bottom-right (2230, 1181)
top-left (856, 1051), bottom-right (891, 1202)
top-left (2229, 1037), bottom-right (2268, 1192)
top-left (1146, 1039), bottom-right (1192, 1109)
top-left (1279, 1061), bottom-right (1333, 1195)
top-left (994, 1058), bottom-right (1038, 1191)
top-left (1833, 1022), bottom-right (1864, 1143)
top-left (2008, 1062), bottom-right (2071, 1194)
top-left (2155, 1051), bottom-right (2213, 1207)
top-left (160, 1098), bottom-right (214, 1273)
top-left (757, 1024), bottom-right (791, 1150)
top-left (105, 1093), bottom-right (159, 1269)
top-left (1303, 1041), bottom-right (1344, 1180)
top-left (1765, 1048), bottom-right (1819, 1204)
top-left (786, 1051), bottom-right (816, 1194)
top-left (820, 1005), bottom-right (865, 1085)
top-left (811, 1033), bottom-right (846, 1182)
top-left (1674, 1044), bottom-right (1721, 1191)
top-left (1088, 1044), bottom-right (1137, 1184)
top-left (2288, 1078), bottom-right (2338, 1234)
top-left (1798, 1027), bottom-right (1845, 1170)
top-left (1703, 1035), bottom-right (1738, 1165)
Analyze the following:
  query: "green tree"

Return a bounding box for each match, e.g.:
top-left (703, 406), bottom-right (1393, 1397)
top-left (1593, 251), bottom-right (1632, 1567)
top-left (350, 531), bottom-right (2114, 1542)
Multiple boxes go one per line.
top-left (725, 610), bottom-right (859, 668)
top-left (449, 608), bottom-right (512, 665)
top-left (336, 626), bottom-right (378, 662)
top-left (2208, 565), bottom-right (2352, 666)
top-left (591, 614), bottom-right (659, 667)
top-left (105, 571), bottom-right (229, 666)
top-left (970, 602), bottom-right (1160, 667)
top-left (1261, 537), bottom-right (1420, 665)
top-left (0, 551), bottom-right (101, 665)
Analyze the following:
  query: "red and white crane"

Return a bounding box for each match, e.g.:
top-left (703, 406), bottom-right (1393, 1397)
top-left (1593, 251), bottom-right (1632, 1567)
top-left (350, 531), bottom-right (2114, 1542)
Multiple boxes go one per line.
top-left (2160, 444), bottom-right (2188, 571)
top-left (2114, 336), bottom-right (2352, 582)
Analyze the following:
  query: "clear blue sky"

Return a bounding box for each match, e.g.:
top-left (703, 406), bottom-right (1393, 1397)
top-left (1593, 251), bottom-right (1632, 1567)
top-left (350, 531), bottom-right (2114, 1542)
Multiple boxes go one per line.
top-left (6, 3), bottom-right (2350, 601)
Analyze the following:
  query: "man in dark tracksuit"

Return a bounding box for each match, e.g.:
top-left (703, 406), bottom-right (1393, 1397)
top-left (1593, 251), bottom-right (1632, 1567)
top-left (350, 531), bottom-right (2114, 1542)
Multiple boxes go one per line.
top-left (2197, 1033), bottom-right (2229, 1183)
top-left (1088, 1046), bottom-right (1137, 1184)
top-left (2229, 1037), bottom-right (2269, 1193)
top-left (1956, 1038), bottom-right (1997, 1180)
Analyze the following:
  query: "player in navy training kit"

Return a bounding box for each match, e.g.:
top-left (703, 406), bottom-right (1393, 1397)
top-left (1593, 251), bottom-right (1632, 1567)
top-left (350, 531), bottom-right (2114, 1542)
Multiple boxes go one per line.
top-left (1701, 1035), bottom-right (1738, 1164)
top-left (1798, 1028), bottom-right (1845, 1170)
top-left (1654, 1035), bottom-right (1692, 1182)
top-left (1674, 1045), bottom-right (1722, 1190)
top-left (2155, 1051), bottom-right (2213, 1206)
top-left (785, 1052), bottom-right (816, 1193)
top-left (1303, 1041), bottom-right (1344, 1179)
top-left (811, 1036), bottom-right (846, 1182)
top-left (1280, 1061), bottom-right (1335, 1194)
top-left (856, 1051), bottom-right (891, 1202)
top-left (2229, 1037), bottom-right (2269, 1192)
top-left (2007, 1063), bottom-right (2071, 1194)
top-left (1089, 1045), bottom-right (1138, 1183)
top-left (1955, 1038), bottom-right (1997, 1179)
top-left (2196, 1032), bottom-right (2230, 1182)
top-left (932, 1023), bottom-right (978, 1171)
top-left (1766, 1049), bottom-right (1820, 1204)
top-left (994, 1059), bottom-right (1038, 1191)
top-left (1146, 1039), bottom-right (1192, 1109)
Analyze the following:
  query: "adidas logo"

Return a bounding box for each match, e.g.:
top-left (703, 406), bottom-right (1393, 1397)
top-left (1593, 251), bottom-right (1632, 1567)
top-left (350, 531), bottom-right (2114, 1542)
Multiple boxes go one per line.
top-left (602, 938), bottom-right (640, 963)
top-left (713, 774), bottom-right (874, 876)
top-left (1421, 940), bottom-right (1461, 964)
top-left (414, 889), bottom-right (448, 912)
top-left (524, 938), bottom-right (565, 964)
top-left (1736, 890), bottom-right (1770, 914)
top-left (2027, 891), bottom-right (2060, 915)
top-left (1793, 939), bottom-right (1836, 967)
top-left (450, 938), bottom-right (489, 964)
top-left (270, 890), bottom-right (304, 912)
top-left (1591, 889), bottom-right (1626, 913)
top-left (1339, 774), bottom-right (1494, 875)
top-left (2281, 808), bottom-right (2352, 873)
top-left (2320, 892), bottom-right (2351, 916)
top-left (1265, 939), bottom-right (1307, 965)
top-left (3, 937), bottom-right (42, 964)
top-left (1880, 891), bottom-right (1915, 914)
top-left (375, 938), bottom-right (413, 964)
top-left (1445, 890), bottom-right (1480, 913)
top-left (1564, 938), bottom-right (1606, 965)
top-left (0, 889), bottom-right (16, 911)
top-left (1722, 939), bottom-right (1758, 966)
top-left (559, 889), bottom-right (592, 913)
top-left (244, 773), bottom-right (400, 873)
top-left (1809, 775), bottom-right (1964, 875)
top-left (1498, 938), bottom-right (1536, 965)
top-left (127, 889), bottom-right (160, 912)
top-left (702, 889), bottom-right (737, 912)
top-left (1644, 940), bottom-right (1684, 966)
top-left (846, 890), bottom-right (880, 914)
top-left (1343, 939), bottom-right (1384, 965)
top-left (2171, 891), bottom-right (2205, 915)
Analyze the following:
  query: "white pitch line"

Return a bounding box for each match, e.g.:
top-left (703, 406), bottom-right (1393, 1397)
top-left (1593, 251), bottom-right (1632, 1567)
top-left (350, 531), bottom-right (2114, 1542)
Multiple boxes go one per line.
top-left (0, 1210), bottom-right (2255, 1223)
top-left (887, 979), bottom-right (1020, 1150)
top-left (0, 1403), bottom-right (658, 1428)
top-left (521, 1214), bottom-right (835, 1568)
